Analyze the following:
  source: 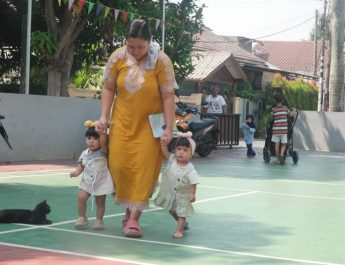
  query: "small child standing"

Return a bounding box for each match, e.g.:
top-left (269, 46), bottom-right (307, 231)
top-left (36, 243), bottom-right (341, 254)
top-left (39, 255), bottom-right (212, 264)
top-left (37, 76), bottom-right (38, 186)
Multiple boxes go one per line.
top-left (154, 132), bottom-right (199, 238)
top-left (243, 114), bottom-right (256, 158)
top-left (70, 121), bottom-right (115, 230)
top-left (271, 93), bottom-right (296, 165)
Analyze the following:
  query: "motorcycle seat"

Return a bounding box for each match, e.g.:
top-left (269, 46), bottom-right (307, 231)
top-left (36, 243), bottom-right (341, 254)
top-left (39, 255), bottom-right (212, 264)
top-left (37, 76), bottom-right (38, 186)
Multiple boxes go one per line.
top-left (189, 118), bottom-right (216, 133)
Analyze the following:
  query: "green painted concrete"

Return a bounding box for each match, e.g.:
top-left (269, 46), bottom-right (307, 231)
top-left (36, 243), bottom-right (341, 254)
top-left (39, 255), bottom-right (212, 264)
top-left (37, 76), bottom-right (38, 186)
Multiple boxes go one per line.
top-left (1, 150), bottom-right (345, 265)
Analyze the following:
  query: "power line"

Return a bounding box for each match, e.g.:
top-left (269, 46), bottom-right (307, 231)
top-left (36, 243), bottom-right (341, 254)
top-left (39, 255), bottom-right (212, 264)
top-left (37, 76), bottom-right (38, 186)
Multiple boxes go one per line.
top-left (244, 13), bottom-right (321, 36)
top-left (253, 16), bottom-right (315, 40)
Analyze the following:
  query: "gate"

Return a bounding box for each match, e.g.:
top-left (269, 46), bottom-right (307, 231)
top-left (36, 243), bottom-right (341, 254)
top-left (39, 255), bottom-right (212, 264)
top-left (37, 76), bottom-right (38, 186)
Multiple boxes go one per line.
top-left (201, 113), bottom-right (240, 148)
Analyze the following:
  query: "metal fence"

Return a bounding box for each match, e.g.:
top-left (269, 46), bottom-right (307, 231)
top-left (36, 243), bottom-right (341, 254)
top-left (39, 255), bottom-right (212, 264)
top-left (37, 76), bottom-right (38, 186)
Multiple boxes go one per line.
top-left (201, 113), bottom-right (241, 148)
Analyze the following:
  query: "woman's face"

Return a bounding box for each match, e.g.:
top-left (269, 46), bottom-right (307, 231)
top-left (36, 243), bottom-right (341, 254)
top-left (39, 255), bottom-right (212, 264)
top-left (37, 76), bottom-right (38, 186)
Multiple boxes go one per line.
top-left (126, 38), bottom-right (150, 61)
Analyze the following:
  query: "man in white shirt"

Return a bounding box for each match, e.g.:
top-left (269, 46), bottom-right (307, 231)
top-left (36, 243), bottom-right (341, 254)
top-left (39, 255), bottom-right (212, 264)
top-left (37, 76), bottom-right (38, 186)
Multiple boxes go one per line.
top-left (203, 86), bottom-right (227, 114)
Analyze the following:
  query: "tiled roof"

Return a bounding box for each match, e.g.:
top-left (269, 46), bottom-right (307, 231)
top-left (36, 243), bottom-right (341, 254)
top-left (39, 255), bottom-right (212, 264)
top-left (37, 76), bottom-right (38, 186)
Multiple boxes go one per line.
top-left (188, 52), bottom-right (231, 81)
top-left (252, 41), bottom-right (324, 76)
top-left (194, 27), bottom-right (267, 67)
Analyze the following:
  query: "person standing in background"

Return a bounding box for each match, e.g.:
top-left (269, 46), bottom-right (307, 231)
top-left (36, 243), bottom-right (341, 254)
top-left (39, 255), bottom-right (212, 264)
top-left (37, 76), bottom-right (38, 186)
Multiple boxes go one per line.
top-left (203, 85), bottom-right (227, 114)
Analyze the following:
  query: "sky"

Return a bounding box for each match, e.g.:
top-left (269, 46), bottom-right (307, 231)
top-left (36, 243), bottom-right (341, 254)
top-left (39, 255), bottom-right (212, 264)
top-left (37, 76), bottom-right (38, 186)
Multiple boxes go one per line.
top-left (197, 0), bottom-right (325, 41)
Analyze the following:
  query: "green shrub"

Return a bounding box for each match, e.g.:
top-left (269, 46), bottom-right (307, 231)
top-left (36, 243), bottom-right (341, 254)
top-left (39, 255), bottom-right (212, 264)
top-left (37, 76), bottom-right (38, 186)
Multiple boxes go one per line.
top-left (268, 74), bottom-right (318, 111)
top-left (71, 66), bottom-right (104, 90)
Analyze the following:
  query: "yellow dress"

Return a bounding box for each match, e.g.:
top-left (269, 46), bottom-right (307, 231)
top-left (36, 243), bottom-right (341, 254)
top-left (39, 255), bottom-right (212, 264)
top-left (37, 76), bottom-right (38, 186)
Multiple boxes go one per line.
top-left (103, 45), bottom-right (177, 210)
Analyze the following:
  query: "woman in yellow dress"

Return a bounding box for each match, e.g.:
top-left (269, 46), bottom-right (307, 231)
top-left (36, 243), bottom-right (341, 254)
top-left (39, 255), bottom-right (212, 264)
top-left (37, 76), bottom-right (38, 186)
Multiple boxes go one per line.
top-left (96, 19), bottom-right (176, 237)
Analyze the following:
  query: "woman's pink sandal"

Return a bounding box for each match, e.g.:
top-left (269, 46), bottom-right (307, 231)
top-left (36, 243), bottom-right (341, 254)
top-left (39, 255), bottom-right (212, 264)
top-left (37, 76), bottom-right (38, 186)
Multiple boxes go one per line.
top-left (123, 219), bottom-right (143, 238)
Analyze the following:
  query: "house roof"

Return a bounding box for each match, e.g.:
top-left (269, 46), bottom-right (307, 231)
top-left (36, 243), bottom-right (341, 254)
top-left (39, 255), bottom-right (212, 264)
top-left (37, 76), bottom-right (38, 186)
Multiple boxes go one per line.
top-left (194, 27), bottom-right (268, 68)
top-left (188, 51), bottom-right (247, 82)
top-left (252, 41), bottom-right (323, 76)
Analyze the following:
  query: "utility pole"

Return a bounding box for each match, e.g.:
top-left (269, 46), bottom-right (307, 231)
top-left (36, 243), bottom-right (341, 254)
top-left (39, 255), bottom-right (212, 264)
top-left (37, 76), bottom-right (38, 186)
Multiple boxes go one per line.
top-left (318, 1), bottom-right (327, 111)
top-left (314, 10), bottom-right (318, 77)
top-left (329, 0), bottom-right (345, 112)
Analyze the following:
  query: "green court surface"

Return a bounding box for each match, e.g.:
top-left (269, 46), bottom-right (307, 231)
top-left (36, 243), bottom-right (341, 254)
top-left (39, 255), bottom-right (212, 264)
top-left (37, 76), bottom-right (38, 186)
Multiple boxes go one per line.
top-left (1, 148), bottom-right (345, 265)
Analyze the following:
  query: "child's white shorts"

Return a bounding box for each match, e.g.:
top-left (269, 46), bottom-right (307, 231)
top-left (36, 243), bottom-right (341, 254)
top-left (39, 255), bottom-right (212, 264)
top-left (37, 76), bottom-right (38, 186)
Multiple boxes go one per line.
top-left (271, 134), bottom-right (287, 144)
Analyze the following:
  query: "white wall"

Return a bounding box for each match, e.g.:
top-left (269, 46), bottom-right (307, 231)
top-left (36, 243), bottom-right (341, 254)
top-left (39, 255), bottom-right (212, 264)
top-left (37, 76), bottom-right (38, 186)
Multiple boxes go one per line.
top-left (293, 111), bottom-right (345, 152)
top-left (0, 93), bottom-right (100, 162)
top-left (233, 97), bottom-right (258, 124)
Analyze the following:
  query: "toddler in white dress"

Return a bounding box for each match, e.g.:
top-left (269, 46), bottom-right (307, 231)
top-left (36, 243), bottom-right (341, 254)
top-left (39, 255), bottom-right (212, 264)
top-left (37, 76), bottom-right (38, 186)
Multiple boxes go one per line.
top-left (70, 121), bottom-right (115, 230)
top-left (155, 132), bottom-right (199, 238)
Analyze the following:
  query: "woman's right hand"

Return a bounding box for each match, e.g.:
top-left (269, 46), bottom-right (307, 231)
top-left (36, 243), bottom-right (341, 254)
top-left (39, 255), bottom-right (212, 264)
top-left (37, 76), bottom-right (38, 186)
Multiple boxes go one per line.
top-left (95, 117), bottom-right (108, 134)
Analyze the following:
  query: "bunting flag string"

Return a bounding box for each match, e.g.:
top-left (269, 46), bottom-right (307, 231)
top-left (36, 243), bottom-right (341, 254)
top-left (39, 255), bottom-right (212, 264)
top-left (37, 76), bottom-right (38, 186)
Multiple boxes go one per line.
top-left (95, 3), bottom-right (104, 16)
top-left (78, 0), bottom-right (85, 13)
top-left (114, 9), bottom-right (120, 22)
top-left (68, 0), bottom-right (74, 10)
top-left (58, 0), bottom-right (164, 30)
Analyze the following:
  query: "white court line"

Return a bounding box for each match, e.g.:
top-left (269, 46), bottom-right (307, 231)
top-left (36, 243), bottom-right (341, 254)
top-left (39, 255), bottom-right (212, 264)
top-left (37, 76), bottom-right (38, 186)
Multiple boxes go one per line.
top-left (0, 191), bottom-right (255, 236)
top-left (202, 172), bottom-right (345, 187)
top-left (12, 226), bottom-right (343, 265)
top-left (0, 168), bottom-right (71, 175)
top-left (0, 172), bottom-right (69, 179)
top-left (0, 242), bottom-right (156, 265)
top-left (196, 191), bottom-right (258, 203)
top-left (276, 179), bottom-right (345, 187)
top-left (197, 162), bottom-right (345, 176)
top-left (199, 185), bottom-right (345, 201)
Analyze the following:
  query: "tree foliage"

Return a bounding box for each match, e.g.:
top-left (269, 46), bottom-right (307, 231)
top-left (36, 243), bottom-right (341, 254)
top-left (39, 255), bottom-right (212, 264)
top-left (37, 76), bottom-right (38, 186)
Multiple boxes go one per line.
top-left (267, 74), bottom-right (318, 111)
top-left (1, 0), bottom-right (204, 96)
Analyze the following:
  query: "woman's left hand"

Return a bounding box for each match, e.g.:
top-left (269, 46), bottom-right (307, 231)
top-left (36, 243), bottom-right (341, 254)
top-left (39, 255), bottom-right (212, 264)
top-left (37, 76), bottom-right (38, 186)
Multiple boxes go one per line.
top-left (162, 129), bottom-right (173, 145)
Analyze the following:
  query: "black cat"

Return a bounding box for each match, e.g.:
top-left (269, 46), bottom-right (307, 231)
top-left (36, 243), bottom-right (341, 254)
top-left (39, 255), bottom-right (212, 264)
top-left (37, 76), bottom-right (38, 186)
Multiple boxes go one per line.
top-left (0, 200), bottom-right (52, 225)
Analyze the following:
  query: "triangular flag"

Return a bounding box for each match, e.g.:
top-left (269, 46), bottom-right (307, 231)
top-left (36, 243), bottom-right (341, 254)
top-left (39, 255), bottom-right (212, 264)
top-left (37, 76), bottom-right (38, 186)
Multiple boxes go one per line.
top-left (114, 9), bottom-right (120, 22)
top-left (57, 0), bottom-right (61, 7)
top-left (78, 0), bottom-right (85, 12)
top-left (68, 0), bottom-right (74, 10)
top-left (104, 7), bottom-right (111, 18)
top-left (122, 12), bottom-right (128, 22)
top-left (128, 13), bottom-right (135, 21)
top-left (155, 19), bottom-right (160, 30)
top-left (87, 2), bottom-right (94, 14)
top-left (73, 4), bottom-right (78, 14)
top-left (96, 3), bottom-right (104, 16)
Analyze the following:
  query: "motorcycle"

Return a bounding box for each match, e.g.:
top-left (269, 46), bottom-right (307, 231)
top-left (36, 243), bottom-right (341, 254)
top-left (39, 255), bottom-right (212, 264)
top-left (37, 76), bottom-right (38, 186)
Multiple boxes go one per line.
top-left (169, 101), bottom-right (218, 157)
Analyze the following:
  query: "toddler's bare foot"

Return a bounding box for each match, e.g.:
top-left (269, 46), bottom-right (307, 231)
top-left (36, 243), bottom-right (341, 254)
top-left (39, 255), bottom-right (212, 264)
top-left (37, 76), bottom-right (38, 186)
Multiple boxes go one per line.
top-left (172, 231), bottom-right (184, 238)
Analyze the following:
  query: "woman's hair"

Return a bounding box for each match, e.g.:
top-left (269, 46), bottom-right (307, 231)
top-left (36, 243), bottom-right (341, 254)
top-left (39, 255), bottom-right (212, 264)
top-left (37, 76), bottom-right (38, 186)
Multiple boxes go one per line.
top-left (175, 137), bottom-right (190, 149)
top-left (85, 127), bottom-right (100, 139)
top-left (125, 18), bottom-right (152, 41)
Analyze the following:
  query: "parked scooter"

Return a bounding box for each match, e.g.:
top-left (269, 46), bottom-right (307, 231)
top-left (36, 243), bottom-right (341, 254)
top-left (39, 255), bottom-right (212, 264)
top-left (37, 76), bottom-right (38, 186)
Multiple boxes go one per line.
top-left (169, 101), bottom-right (218, 157)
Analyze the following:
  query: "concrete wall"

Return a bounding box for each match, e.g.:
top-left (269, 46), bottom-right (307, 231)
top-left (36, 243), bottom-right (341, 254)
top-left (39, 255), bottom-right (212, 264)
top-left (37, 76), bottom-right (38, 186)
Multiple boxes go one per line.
top-left (0, 93), bottom-right (100, 162)
top-left (293, 111), bottom-right (345, 152)
top-left (232, 97), bottom-right (258, 124)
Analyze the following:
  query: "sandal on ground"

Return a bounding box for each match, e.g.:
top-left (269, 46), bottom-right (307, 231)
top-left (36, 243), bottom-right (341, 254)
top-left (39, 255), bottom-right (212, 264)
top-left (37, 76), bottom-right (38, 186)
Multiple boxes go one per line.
top-left (172, 231), bottom-right (184, 238)
top-left (75, 217), bottom-right (88, 229)
top-left (123, 219), bottom-right (143, 238)
top-left (93, 219), bottom-right (105, 230)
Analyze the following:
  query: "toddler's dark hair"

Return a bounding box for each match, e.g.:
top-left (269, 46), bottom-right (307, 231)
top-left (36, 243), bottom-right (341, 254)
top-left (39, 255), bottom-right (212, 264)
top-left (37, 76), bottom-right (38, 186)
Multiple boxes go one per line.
top-left (274, 93), bottom-right (284, 103)
top-left (176, 137), bottom-right (190, 148)
top-left (85, 127), bottom-right (100, 139)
